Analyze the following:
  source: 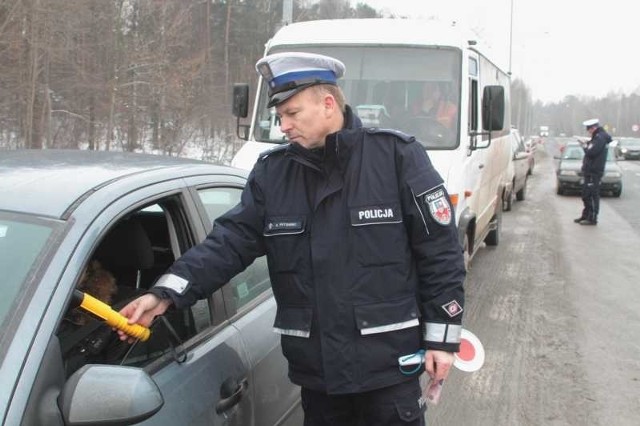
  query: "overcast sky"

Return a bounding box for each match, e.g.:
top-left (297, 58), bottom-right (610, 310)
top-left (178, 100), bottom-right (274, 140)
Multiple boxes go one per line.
top-left (353, 0), bottom-right (638, 103)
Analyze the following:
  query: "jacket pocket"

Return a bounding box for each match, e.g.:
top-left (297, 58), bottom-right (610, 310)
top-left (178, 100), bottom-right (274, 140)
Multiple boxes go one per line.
top-left (394, 396), bottom-right (424, 422)
top-left (263, 215), bottom-right (307, 272)
top-left (273, 305), bottom-right (313, 338)
top-left (349, 202), bottom-right (406, 266)
top-left (354, 297), bottom-right (420, 336)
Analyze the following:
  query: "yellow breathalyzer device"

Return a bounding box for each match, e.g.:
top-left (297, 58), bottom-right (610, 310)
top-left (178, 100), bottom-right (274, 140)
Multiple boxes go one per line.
top-left (72, 289), bottom-right (151, 341)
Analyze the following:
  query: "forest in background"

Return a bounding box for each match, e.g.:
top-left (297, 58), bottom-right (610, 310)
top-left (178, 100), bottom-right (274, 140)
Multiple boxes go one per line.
top-left (1, 0), bottom-right (638, 162)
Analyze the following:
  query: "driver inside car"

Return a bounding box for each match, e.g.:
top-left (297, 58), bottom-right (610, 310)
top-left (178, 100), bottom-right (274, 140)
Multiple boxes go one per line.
top-left (57, 260), bottom-right (130, 377)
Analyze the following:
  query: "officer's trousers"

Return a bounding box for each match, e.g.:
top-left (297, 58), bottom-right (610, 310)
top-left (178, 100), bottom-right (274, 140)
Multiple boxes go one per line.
top-left (581, 174), bottom-right (601, 222)
top-left (300, 378), bottom-right (426, 426)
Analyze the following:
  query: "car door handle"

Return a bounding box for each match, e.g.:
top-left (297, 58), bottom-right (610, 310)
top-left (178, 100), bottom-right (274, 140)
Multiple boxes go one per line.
top-left (215, 377), bottom-right (249, 414)
top-left (478, 164), bottom-right (485, 169)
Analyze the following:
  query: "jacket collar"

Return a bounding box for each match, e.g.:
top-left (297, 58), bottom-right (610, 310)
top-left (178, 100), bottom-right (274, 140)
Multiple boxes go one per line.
top-left (286, 105), bottom-right (362, 171)
top-left (325, 105), bottom-right (362, 169)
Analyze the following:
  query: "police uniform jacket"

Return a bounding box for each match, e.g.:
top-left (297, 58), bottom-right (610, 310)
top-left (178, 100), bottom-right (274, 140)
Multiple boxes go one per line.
top-left (581, 126), bottom-right (612, 177)
top-left (151, 106), bottom-right (466, 395)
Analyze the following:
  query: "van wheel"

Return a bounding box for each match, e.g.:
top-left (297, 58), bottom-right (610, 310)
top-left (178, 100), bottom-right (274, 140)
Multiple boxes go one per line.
top-left (484, 210), bottom-right (501, 246)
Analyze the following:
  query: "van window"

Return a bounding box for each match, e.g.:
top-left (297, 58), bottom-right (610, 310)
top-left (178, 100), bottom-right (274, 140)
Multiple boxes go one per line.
top-left (256, 46), bottom-right (462, 150)
top-left (469, 57), bottom-right (478, 76)
top-left (469, 78), bottom-right (478, 132)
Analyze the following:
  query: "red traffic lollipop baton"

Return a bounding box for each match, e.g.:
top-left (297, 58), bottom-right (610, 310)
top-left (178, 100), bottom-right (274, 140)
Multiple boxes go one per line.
top-left (72, 289), bottom-right (151, 342)
top-left (453, 328), bottom-right (485, 372)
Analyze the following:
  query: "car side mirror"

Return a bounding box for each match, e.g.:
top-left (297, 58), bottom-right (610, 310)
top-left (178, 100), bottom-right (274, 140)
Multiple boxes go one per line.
top-left (59, 365), bottom-right (163, 425)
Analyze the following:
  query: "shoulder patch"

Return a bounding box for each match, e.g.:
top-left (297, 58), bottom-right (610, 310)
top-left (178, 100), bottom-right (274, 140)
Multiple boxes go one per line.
top-left (424, 186), bottom-right (452, 226)
top-left (258, 143), bottom-right (289, 162)
top-left (365, 127), bottom-right (415, 143)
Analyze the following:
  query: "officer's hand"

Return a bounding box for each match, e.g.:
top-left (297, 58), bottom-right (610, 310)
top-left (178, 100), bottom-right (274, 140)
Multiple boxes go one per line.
top-left (117, 294), bottom-right (172, 342)
top-left (425, 350), bottom-right (455, 382)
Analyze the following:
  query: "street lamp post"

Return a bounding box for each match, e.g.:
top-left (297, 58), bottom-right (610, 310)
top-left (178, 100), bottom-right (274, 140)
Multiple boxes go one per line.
top-left (509, 0), bottom-right (514, 75)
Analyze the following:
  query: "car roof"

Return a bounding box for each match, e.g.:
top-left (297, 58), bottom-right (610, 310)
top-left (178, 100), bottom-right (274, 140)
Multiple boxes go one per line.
top-left (0, 150), bottom-right (245, 219)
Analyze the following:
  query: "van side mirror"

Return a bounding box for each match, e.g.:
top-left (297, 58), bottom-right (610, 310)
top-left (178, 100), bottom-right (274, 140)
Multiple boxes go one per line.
top-left (469, 85), bottom-right (505, 151)
top-left (232, 83), bottom-right (250, 140)
top-left (482, 85), bottom-right (505, 131)
top-left (232, 84), bottom-right (249, 118)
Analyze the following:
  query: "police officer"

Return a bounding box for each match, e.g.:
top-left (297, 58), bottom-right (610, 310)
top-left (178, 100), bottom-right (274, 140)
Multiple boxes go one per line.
top-left (574, 118), bottom-right (612, 225)
top-left (118, 52), bottom-right (465, 425)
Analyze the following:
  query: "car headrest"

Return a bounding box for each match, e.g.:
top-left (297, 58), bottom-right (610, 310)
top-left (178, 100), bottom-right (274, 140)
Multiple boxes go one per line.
top-left (95, 219), bottom-right (154, 270)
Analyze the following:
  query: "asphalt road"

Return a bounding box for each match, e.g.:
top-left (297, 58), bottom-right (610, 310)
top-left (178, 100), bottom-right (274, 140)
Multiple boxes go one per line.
top-left (428, 142), bottom-right (640, 426)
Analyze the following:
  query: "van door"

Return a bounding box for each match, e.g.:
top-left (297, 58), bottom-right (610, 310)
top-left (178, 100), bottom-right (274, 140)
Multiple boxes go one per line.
top-left (465, 53), bottom-right (491, 242)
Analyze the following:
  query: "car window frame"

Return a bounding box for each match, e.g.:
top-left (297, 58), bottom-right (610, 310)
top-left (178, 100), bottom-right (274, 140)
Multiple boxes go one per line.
top-left (185, 178), bottom-right (273, 320)
top-left (51, 181), bottom-right (236, 376)
top-left (54, 190), bottom-right (194, 372)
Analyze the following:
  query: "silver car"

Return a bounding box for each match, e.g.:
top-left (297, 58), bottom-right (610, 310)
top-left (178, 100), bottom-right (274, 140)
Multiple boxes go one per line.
top-left (555, 142), bottom-right (622, 197)
top-left (0, 150), bottom-right (302, 425)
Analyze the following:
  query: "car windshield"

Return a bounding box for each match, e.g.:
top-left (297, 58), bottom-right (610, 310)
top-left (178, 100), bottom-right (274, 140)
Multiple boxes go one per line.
top-left (562, 145), bottom-right (616, 161)
top-left (0, 214), bottom-right (57, 330)
top-left (619, 138), bottom-right (640, 147)
top-left (563, 146), bottom-right (584, 160)
top-left (254, 46), bottom-right (462, 150)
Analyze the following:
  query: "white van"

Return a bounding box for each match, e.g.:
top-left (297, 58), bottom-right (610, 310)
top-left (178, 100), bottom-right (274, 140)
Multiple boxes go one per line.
top-left (231, 19), bottom-right (511, 266)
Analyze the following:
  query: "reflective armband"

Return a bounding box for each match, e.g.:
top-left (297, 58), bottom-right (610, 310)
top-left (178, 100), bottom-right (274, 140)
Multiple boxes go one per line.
top-left (153, 273), bottom-right (189, 295)
top-left (424, 323), bottom-right (462, 344)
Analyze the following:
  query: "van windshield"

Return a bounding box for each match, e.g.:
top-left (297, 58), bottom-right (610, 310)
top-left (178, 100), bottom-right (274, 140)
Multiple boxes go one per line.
top-left (254, 46), bottom-right (462, 150)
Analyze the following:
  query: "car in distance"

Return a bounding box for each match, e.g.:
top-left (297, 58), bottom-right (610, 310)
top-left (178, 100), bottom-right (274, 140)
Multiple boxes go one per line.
top-left (555, 142), bottom-right (622, 197)
top-left (503, 129), bottom-right (531, 211)
top-left (0, 150), bottom-right (302, 426)
top-left (614, 137), bottom-right (640, 160)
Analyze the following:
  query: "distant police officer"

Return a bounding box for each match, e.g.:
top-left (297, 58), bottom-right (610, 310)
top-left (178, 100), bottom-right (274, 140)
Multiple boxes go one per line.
top-left (574, 118), bottom-right (612, 225)
top-left (118, 52), bottom-right (466, 425)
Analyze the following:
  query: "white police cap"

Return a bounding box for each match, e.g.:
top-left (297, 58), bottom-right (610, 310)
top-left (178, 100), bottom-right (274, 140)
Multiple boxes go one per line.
top-left (255, 52), bottom-right (345, 108)
top-left (582, 118), bottom-right (599, 128)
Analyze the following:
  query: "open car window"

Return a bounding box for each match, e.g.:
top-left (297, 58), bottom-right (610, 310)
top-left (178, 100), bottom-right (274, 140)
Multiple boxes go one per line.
top-left (57, 195), bottom-right (211, 377)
